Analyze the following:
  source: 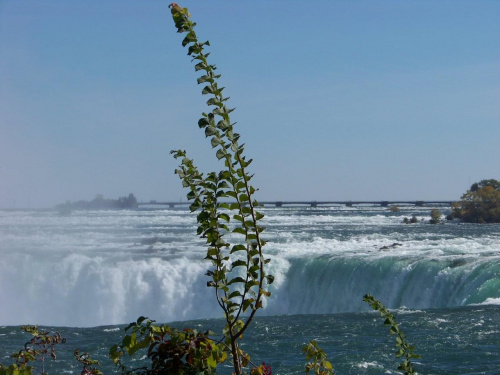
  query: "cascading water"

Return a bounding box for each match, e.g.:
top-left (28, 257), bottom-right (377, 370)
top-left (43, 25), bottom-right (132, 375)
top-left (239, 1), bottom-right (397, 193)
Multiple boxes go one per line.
top-left (1, 206), bottom-right (499, 327)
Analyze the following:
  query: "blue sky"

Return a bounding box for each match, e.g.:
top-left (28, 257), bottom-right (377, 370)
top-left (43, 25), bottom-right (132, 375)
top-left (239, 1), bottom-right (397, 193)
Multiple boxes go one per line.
top-left (1, 0), bottom-right (499, 208)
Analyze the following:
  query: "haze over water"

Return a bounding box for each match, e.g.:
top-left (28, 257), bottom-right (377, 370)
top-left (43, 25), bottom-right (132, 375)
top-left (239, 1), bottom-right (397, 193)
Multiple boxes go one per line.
top-left (1, 1), bottom-right (499, 208)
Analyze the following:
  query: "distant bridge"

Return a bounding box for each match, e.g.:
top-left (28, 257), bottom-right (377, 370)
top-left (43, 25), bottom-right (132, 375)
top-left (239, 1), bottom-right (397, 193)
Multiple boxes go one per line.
top-left (138, 200), bottom-right (454, 208)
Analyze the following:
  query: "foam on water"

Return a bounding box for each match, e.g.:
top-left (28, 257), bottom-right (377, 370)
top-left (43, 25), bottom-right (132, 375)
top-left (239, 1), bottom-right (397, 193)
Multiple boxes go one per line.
top-left (474, 297), bottom-right (500, 306)
top-left (0, 251), bottom-right (217, 326)
top-left (1, 207), bottom-right (499, 326)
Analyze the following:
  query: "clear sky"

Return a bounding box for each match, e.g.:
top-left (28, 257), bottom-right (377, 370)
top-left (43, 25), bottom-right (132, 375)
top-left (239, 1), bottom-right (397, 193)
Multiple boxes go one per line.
top-left (1, 0), bottom-right (499, 208)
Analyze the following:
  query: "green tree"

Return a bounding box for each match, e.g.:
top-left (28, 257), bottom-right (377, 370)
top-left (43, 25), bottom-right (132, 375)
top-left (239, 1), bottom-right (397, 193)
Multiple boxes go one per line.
top-left (470, 179), bottom-right (500, 192)
top-left (452, 179), bottom-right (500, 223)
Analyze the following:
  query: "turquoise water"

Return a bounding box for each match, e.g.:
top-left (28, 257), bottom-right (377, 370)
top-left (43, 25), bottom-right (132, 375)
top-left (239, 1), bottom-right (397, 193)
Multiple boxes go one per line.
top-left (0, 206), bottom-right (499, 373)
top-left (1, 306), bottom-right (499, 374)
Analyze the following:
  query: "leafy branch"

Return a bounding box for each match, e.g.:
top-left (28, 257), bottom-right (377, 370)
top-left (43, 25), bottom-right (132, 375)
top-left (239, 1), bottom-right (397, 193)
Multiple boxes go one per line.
top-left (9, 326), bottom-right (66, 375)
top-left (168, 3), bottom-right (273, 374)
top-left (74, 350), bottom-right (103, 375)
top-left (0, 326), bottom-right (102, 375)
top-left (303, 341), bottom-right (334, 375)
top-left (363, 295), bottom-right (421, 375)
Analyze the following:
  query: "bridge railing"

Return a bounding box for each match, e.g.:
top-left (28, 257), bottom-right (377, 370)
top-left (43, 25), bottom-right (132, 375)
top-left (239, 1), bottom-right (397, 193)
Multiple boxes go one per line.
top-left (137, 200), bottom-right (454, 208)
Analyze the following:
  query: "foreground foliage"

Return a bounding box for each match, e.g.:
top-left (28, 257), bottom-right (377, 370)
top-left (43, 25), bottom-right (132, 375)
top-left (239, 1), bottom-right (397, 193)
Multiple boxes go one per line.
top-left (169, 3), bottom-right (273, 374)
top-left (364, 295), bottom-right (420, 375)
top-left (303, 341), bottom-right (334, 375)
top-left (0, 326), bottom-right (101, 375)
top-left (110, 317), bottom-right (225, 375)
top-left (1, 296), bottom-right (418, 375)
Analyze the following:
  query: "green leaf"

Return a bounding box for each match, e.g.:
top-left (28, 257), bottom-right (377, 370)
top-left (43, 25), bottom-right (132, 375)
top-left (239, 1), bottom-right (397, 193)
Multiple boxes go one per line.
top-left (198, 117), bottom-right (209, 128)
top-left (225, 191), bottom-right (237, 199)
top-left (245, 220), bottom-right (255, 228)
top-left (235, 181), bottom-right (246, 191)
top-left (207, 355), bottom-right (217, 368)
top-left (218, 181), bottom-right (230, 189)
top-left (187, 44), bottom-right (202, 56)
top-left (218, 213), bottom-right (230, 222)
top-left (207, 247), bottom-right (218, 257)
top-left (205, 126), bottom-right (217, 137)
top-left (207, 97), bottom-right (221, 107)
top-left (211, 136), bottom-right (221, 148)
top-left (231, 260), bottom-right (247, 268)
top-left (182, 31), bottom-right (196, 47)
top-left (216, 149), bottom-right (226, 160)
top-left (217, 119), bottom-right (229, 130)
top-left (232, 227), bottom-right (246, 235)
top-left (241, 206), bottom-right (252, 214)
top-left (227, 276), bottom-right (245, 285)
top-left (242, 299), bottom-right (255, 312)
top-left (195, 61), bottom-right (207, 71)
top-left (202, 85), bottom-right (214, 95)
top-left (197, 75), bottom-right (212, 85)
top-left (228, 290), bottom-right (242, 299)
top-left (231, 244), bottom-right (246, 253)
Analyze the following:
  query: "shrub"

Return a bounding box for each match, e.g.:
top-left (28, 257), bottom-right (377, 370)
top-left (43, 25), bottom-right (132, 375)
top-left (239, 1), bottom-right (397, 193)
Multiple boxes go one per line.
top-left (429, 209), bottom-right (442, 224)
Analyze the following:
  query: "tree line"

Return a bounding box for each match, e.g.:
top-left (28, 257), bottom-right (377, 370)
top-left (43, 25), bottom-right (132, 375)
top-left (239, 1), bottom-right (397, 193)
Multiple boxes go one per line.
top-left (55, 194), bottom-right (138, 210)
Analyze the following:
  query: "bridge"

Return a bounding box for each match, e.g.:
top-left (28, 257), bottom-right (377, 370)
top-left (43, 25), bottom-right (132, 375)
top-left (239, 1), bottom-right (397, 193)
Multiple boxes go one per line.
top-left (138, 200), bottom-right (454, 208)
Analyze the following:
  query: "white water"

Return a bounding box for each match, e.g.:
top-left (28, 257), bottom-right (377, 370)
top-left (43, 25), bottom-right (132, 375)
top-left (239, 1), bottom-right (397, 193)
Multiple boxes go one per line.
top-left (0, 207), bottom-right (499, 327)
